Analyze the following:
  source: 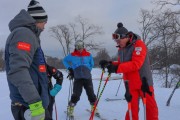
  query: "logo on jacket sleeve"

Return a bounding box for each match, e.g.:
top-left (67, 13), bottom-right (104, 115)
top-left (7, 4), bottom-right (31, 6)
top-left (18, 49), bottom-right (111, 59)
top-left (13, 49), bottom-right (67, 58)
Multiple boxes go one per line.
top-left (39, 65), bottom-right (46, 72)
top-left (17, 42), bottom-right (31, 52)
top-left (135, 47), bottom-right (142, 55)
top-left (37, 48), bottom-right (46, 72)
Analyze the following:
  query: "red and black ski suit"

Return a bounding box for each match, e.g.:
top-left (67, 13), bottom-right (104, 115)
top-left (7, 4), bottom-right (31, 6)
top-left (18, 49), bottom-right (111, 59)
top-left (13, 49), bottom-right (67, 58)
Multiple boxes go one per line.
top-left (112, 34), bottom-right (158, 120)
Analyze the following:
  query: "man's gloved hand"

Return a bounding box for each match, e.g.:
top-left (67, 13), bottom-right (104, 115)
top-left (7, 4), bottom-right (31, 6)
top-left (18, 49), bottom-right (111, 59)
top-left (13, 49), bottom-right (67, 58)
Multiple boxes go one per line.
top-left (124, 81), bottom-right (132, 103)
top-left (141, 77), bottom-right (152, 96)
top-left (50, 84), bottom-right (62, 97)
top-left (53, 70), bottom-right (63, 85)
top-left (67, 68), bottom-right (74, 80)
top-left (47, 64), bottom-right (63, 85)
top-left (125, 92), bottom-right (132, 102)
top-left (106, 64), bottom-right (118, 74)
top-left (24, 101), bottom-right (45, 120)
top-left (99, 60), bottom-right (109, 69)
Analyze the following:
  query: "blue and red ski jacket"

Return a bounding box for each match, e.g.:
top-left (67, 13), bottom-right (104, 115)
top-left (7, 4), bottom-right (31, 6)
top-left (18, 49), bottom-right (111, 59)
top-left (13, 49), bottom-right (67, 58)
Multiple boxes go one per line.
top-left (63, 49), bottom-right (94, 80)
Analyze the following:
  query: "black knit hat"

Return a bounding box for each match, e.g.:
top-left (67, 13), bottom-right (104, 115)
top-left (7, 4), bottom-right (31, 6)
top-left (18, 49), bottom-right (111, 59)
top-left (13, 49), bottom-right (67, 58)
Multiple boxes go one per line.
top-left (27, 0), bottom-right (48, 23)
top-left (114, 23), bottom-right (128, 35)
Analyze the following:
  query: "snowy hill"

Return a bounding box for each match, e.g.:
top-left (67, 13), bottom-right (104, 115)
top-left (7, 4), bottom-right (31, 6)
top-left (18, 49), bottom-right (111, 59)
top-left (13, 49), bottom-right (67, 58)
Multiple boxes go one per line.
top-left (0, 68), bottom-right (180, 120)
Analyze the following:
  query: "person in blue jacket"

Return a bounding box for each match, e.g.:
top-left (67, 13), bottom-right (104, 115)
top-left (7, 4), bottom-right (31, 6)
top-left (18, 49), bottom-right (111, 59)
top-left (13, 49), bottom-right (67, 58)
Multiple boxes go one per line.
top-left (63, 40), bottom-right (97, 116)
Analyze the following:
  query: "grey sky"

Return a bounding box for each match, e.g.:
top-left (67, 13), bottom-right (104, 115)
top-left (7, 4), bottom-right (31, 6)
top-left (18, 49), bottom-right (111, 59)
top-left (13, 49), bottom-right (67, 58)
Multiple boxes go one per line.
top-left (0, 0), bottom-right (155, 58)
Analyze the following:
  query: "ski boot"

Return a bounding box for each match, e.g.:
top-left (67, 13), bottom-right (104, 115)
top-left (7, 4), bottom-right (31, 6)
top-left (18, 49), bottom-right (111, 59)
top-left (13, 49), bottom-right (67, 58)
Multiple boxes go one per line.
top-left (91, 105), bottom-right (99, 115)
top-left (67, 103), bottom-right (75, 117)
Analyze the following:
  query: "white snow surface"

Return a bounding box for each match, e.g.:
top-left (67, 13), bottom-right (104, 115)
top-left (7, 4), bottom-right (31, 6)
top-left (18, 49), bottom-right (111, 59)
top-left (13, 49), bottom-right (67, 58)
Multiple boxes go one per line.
top-left (0, 68), bottom-right (180, 120)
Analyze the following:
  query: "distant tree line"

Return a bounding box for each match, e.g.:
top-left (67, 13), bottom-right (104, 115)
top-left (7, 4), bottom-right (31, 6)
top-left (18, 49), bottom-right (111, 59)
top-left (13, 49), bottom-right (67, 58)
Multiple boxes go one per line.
top-left (0, 48), bottom-right (118, 71)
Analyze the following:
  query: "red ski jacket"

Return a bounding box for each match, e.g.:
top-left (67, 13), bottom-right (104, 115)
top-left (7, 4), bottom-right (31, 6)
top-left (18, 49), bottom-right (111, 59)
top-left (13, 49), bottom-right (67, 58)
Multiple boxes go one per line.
top-left (112, 34), bottom-right (153, 90)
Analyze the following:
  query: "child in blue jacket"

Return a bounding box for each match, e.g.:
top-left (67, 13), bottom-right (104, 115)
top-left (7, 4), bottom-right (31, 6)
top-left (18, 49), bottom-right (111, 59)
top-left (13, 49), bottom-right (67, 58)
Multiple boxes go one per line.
top-left (63, 40), bottom-right (97, 116)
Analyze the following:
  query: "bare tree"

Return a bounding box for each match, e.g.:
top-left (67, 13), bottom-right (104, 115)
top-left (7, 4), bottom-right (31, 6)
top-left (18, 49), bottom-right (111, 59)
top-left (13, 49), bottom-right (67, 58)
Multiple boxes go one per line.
top-left (49, 16), bottom-right (103, 57)
top-left (94, 48), bottom-right (110, 67)
top-left (139, 0), bottom-right (180, 88)
top-left (139, 9), bottom-right (157, 46)
top-left (74, 16), bottom-right (103, 50)
top-left (49, 25), bottom-right (74, 57)
top-left (153, 0), bottom-right (180, 9)
top-left (151, 9), bottom-right (180, 87)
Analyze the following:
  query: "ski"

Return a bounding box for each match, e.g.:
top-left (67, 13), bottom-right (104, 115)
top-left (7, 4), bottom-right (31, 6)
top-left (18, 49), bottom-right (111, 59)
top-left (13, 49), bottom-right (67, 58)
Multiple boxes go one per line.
top-left (166, 79), bottom-right (180, 106)
top-left (86, 109), bottom-right (107, 120)
top-left (64, 111), bottom-right (76, 120)
top-left (105, 98), bottom-right (125, 101)
top-left (92, 76), bottom-right (122, 81)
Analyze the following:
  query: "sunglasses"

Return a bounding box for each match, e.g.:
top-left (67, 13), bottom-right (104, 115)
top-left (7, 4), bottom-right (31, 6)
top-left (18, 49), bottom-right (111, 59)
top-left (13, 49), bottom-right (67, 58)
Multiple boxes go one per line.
top-left (112, 33), bottom-right (127, 40)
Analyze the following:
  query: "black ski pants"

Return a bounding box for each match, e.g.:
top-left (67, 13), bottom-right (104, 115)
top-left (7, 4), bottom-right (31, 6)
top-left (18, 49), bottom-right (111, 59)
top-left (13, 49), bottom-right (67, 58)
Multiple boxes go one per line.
top-left (48, 93), bottom-right (55, 119)
top-left (70, 78), bottom-right (97, 105)
top-left (11, 102), bottom-right (52, 120)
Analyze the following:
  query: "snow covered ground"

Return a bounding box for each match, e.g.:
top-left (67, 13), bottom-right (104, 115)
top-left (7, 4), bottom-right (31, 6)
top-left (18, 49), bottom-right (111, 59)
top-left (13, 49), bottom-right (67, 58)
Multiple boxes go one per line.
top-left (0, 68), bottom-right (180, 120)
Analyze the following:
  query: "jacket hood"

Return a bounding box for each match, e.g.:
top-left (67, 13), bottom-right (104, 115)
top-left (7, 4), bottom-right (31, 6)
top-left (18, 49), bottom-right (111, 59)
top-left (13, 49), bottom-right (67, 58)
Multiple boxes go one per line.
top-left (133, 33), bottom-right (141, 40)
top-left (128, 32), bottom-right (142, 44)
top-left (9, 9), bottom-right (36, 32)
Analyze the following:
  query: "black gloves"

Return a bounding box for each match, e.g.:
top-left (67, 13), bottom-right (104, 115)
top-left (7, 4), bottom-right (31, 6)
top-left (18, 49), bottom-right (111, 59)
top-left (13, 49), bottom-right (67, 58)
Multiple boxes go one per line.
top-left (124, 81), bottom-right (132, 102)
top-left (54, 70), bottom-right (63, 85)
top-left (99, 60), bottom-right (109, 69)
top-left (67, 68), bottom-right (74, 80)
top-left (99, 60), bottom-right (118, 73)
top-left (47, 65), bottom-right (63, 85)
top-left (125, 91), bottom-right (132, 102)
top-left (141, 77), bottom-right (152, 96)
top-left (106, 64), bottom-right (118, 74)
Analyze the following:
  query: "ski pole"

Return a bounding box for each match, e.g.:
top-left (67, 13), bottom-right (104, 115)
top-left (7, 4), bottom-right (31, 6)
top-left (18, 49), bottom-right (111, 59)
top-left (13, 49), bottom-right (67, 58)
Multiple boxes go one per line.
top-left (48, 77), bottom-right (58, 120)
top-left (142, 77), bottom-right (147, 120)
top-left (141, 77), bottom-right (153, 120)
top-left (96, 69), bottom-right (105, 98)
top-left (54, 100), bottom-right (58, 120)
top-left (66, 76), bottom-right (74, 120)
top-left (124, 80), bottom-right (132, 120)
top-left (115, 78), bottom-right (122, 96)
top-left (166, 79), bottom-right (180, 106)
top-left (89, 73), bottom-right (111, 120)
top-left (142, 92), bottom-right (146, 120)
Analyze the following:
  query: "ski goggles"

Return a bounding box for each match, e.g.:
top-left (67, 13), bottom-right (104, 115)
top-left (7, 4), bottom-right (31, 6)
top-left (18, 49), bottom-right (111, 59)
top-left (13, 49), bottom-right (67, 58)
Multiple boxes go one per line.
top-left (112, 33), bottom-right (127, 40)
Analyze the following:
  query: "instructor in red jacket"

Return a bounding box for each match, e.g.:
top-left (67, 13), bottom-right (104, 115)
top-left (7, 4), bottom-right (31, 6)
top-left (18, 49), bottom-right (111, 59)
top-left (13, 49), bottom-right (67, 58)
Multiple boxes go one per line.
top-left (99, 23), bottom-right (158, 120)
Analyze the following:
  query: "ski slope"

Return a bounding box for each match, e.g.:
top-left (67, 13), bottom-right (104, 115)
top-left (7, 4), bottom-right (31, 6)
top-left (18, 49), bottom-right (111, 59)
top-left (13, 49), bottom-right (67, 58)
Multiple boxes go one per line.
top-left (0, 68), bottom-right (180, 120)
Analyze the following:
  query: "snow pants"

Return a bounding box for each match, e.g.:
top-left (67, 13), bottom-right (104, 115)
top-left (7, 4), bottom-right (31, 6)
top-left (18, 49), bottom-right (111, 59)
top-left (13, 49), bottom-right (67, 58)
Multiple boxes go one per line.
top-left (70, 78), bottom-right (97, 105)
top-left (11, 102), bottom-right (52, 120)
top-left (125, 86), bottom-right (158, 120)
top-left (47, 95), bottom-right (55, 119)
top-left (48, 81), bottom-right (55, 119)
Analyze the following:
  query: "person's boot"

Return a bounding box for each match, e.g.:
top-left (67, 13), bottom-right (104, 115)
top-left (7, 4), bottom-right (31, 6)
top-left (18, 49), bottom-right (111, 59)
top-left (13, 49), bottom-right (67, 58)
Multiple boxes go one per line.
top-left (91, 105), bottom-right (99, 115)
top-left (67, 102), bottom-right (75, 116)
